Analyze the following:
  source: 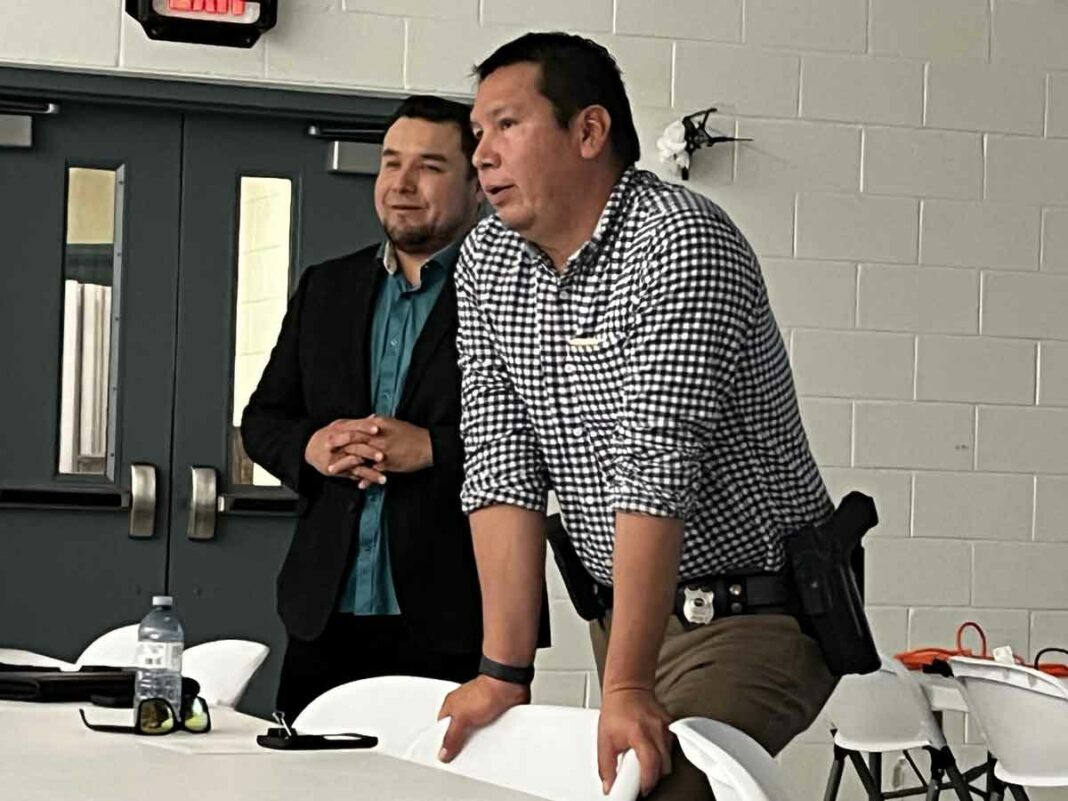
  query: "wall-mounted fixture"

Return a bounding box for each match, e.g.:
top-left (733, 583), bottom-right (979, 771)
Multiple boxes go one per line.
top-left (656, 106), bottom-right (751, 181)
top-left (125, 0), bottom-right (278, 48)
top-left (0, 97), bottom-right (59, 149)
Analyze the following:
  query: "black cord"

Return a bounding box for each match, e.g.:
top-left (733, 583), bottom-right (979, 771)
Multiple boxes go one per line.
top-left (1034, 647), bottom-right (1068, 668)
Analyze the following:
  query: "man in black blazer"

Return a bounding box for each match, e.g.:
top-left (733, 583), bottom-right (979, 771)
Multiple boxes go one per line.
top-left (241, 96), bottom-right (487, 718)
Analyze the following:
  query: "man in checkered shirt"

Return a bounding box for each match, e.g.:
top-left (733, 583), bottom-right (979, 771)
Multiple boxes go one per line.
top-left (437, 33), bottom-right (838, 800)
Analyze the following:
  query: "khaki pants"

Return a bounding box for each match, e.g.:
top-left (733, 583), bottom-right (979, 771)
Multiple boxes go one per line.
top-left (590, 611), bottom-right (836, 801)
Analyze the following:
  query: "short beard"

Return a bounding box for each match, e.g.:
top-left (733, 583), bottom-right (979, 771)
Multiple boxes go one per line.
top-left (383, 220), bottom-right (441, 253)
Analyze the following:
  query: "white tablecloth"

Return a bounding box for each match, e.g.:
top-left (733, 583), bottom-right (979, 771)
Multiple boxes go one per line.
top-left (0, 700), bottom-right (549, 801)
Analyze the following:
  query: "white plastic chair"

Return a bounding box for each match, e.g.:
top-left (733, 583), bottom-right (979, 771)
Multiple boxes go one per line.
top-left (822, 654), bottom-right (971, 801)
top-left (669, 717), bottom-right (796, 801)
top-left (75, 624), bottom-right (139, 667)
top-left (405, 705), bottom-right (641, 801)
top-left (293, 676), bottom-right (459, 757)
top-left (181, 640), bottom-right (268, 708)
top-left (0, 648), bottom-right (74, 670)
top-left (950, 656), bottom-right (1068, 800)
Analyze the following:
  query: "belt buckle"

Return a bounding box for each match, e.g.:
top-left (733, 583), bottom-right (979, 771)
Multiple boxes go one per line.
top-left (681, 585), bottom-right (716, 626)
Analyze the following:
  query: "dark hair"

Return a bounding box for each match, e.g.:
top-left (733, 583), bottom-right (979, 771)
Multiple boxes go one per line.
top-left (474, 32), bottom-right (640, 167)
top-left (386, 94), bottom-right (478, 176)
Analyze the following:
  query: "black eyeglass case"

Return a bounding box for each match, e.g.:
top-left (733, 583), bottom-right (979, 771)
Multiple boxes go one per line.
top-left (256, 729), bottom-right (378, 751)
top-left (0, 667), bottom-right (200, 704)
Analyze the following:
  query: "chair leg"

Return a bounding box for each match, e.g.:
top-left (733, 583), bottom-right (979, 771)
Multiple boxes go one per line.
top-left (925, 747), bottom-right (972, 801)
top-left (941, 760), bottom-right (974, 801)
top-left (824, 745), bottom-right (847, 801)
top-left (869, 753), bottom-right (884, 801)
top-left (983, 754), bottom-right (1001, 801)
top-left (926, 763), bottom-right (944, 801)
top-left (1007, 786), bottom-right (1030, 801)
top-left (847, 750), bottom-right (883, 801)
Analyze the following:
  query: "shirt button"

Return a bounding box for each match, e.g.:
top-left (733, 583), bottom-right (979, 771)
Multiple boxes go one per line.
top-left (563, 362), bottom-right (576, 375)
top-left (347, 501), bottom-right (358, 513)
top-left (389, 339), bottom-right (398, 347)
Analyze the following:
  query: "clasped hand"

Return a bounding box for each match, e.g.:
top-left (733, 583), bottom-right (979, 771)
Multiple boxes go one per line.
top-left (304, 415), bottom-right (432, 488)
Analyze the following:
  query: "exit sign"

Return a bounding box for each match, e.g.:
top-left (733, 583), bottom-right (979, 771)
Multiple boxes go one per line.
top-left (163, 0), bottom-right (255, 22)
top-left (126, 0), bottom-right (276, 47)
top-left (170, 0), bottom-right (246, 11)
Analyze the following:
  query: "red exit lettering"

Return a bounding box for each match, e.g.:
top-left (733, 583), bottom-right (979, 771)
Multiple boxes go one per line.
top-left (169, 0), bottom-right (247, 14)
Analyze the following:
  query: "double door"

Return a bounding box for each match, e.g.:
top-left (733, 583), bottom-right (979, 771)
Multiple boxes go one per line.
top-left (0, 92), bottom-right (383, 714)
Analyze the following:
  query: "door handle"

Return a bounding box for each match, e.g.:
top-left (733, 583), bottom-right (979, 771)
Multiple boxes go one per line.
top-left (217, 487), bottom-right (299, 515)
top-left (187, 466), bottom-right (218, 541)
top-left (0, 485), bottom-right (129, 510)
top-left (128, 463), bottom-right (156, 538)
top-left (0, 98), bottom-right (59, 149)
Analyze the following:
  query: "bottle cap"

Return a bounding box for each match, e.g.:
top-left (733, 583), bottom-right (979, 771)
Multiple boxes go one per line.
top-left (152, 595), bottom-right (174, 607)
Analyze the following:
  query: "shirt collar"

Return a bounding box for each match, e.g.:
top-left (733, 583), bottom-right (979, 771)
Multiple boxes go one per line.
top-left (377, 239), bottom-right (461, 285)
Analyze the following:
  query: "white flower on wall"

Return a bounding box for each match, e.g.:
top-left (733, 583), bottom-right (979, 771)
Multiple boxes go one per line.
top-left (657, 107), bottom-right (750, 181)
top-left (656, 120), bottom-right (691, 176)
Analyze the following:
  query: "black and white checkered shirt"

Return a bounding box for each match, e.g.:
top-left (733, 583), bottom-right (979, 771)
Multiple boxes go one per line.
top-left (456, 168), bottom-right (832, 585)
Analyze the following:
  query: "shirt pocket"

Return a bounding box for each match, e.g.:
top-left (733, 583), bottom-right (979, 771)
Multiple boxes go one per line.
top-left (566, 330), bottom-right (627, 433)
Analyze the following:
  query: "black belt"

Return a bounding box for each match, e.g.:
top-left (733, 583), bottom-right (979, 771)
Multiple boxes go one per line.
top-left (596, 571), bottom-right (798, 630)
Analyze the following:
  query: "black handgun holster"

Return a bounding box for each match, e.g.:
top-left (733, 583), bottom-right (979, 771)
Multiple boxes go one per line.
top-left (785, 491), bottom-right (881, 676)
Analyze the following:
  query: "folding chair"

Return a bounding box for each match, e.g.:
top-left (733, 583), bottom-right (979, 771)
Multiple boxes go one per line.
top-left (950, 656), bottom-right (1068, 801)
top-left (294, 675), bottom-right (459, 757)
top-left (670, 717), bottom-right (796, 801)
top-left (823, 654), bottom-right (973, 801)
top-left (181, 639), bottom-right (268, 708)
top-left (406, 704), bottom-right (641, 801)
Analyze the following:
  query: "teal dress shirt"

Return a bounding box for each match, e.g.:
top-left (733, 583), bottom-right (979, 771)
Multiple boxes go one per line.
top-left (338, 240), bottom-right (459, 615)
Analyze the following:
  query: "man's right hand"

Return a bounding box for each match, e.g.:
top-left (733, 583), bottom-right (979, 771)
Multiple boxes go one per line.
top-left (303, 419), bottom-right (374, 477)
top-left (437, 674), bottom-right (530, 762)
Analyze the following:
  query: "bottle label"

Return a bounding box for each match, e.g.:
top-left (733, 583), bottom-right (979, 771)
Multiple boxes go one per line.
top-left (135, 642), bottom-right (183, 672)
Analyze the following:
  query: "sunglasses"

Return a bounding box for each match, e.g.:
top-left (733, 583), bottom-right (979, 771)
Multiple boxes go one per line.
top-left (79, 696), bottom-right (211, 736)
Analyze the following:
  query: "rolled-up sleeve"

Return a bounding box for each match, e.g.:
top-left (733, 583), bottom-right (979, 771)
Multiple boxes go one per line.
top-left (609, 209), bottom-right (761, 520)
top-left (455, 232), bottom-right (550, 515)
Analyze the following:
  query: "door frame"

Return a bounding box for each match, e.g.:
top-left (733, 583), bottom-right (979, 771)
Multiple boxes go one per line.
top-left (0, 66), bottom-right (402, 667)
top-left (0, 65), bottom-right (403, 124)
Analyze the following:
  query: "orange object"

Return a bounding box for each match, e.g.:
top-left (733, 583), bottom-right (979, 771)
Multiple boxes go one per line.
top-left (895, 621), bottom-right (988, 670)
top-left (896, 622), bottom-right (1068, 678)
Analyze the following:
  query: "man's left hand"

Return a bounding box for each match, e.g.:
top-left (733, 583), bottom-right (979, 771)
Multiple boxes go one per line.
top-left (326, 415), bottom-right (433, 488)
top-left (597, 686), bottom-right (673, 797)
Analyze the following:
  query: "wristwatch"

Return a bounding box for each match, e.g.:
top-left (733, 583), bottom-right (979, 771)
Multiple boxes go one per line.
top-left (478, 654), bottom-right (535, 686)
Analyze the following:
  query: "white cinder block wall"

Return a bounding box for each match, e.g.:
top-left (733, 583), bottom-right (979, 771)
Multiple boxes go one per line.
top-left (5, 1), bottom-right (1068, 797)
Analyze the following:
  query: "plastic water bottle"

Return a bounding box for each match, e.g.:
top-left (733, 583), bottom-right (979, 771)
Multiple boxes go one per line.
top-left (133, 595), bottom-right (184, 714)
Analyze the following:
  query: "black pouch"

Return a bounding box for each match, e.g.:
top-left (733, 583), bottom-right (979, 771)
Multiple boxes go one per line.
top-left (0, 667), bottom-right (199, 704)
top-left (546, 513), bottom-right (609, 621)
top-left (257, 728), bottom-right (378, 751)
top-left (785, 491), bottom-right (881, 676)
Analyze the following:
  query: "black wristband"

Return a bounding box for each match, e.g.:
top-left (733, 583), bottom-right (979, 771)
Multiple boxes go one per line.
top-left (478, 654), bottom-right (535, 686)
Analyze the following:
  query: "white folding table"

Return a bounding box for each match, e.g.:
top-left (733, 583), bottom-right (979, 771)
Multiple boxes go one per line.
top-left (0, 700), bottom-right (550, 801)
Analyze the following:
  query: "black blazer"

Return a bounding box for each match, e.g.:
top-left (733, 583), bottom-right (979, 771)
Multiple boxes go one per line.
top-left (240, 245), bottom-right (481, 652)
